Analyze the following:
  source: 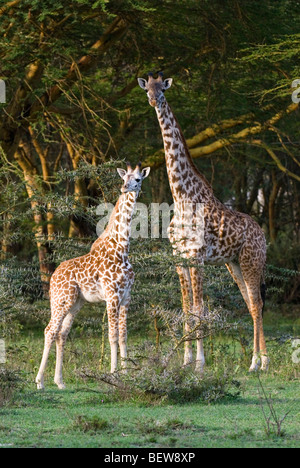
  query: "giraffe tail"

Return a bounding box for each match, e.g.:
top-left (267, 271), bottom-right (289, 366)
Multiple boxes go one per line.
top-left (260, 266), bottom-right (266, 316)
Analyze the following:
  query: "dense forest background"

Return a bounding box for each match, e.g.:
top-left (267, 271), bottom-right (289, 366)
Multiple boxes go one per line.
top-left (0, 0), bottom-right (299, 315)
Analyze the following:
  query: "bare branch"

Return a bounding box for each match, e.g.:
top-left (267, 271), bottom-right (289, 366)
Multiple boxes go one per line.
top-left (144, 102), bottom-right (299, 168)
top-left (29, 17), bottom-right (128, 117)
top-left (249, 140), bottom-right (300, 182)
top-left (0, 0), bottom-right (23, 16)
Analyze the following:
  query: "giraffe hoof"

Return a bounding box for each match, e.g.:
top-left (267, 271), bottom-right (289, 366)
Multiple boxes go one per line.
top-left (184, 352), bottom-right (193, 367)
top-left (260, 356), bottom-right (269, 371)
top-left (249, 354), bottom-right (261, 373)
top-left (36, 377), bottom-right (44, 390)
top-left (55, 382), bottom-right (66, 390)
top-left (195, 361), bottom-right (205, 374)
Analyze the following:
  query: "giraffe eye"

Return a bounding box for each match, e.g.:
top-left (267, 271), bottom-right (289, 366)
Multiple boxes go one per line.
top-left (136, 178), bottom-right (141, 183)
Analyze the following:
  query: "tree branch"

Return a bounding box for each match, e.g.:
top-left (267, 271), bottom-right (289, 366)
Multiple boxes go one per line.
top-left (0, 17), bottom-right (128, 158)
top-left (28, 17), bottom-right (128, 117)
top-left (186, 112), bottom-right (255, 149)
top-left (108, 45), bottom-right (214, 105)
top-left (0, 0), bottom-right (23, 16)
top-left (249, 140), bottom-right (300, 182)
top-left (144, 102), bottom-right (299, 168)
top-left (189, 103), bottom-right (298, 159)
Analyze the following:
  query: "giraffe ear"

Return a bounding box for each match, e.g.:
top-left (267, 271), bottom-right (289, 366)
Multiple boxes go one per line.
top-left (141, 167), bottom-right (151, 179)
top-left (163, 78), bottom-right (173, 90)
top-left (117, 168), bottom-right (127, 179)
top-left (137, 78), bottom-right (147, 90)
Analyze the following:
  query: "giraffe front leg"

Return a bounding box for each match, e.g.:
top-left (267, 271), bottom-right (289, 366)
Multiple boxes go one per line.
top-left (119, 294), bottom-right (131, 372)
top-left (190, 266), bottom-right (205, 373)
top-left (176, 266), bottom-right (193, 366)
top-left (107, 298), bottom-right (121, 374)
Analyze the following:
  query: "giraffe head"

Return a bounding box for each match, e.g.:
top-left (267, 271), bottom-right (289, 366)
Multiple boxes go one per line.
top-left (117, 162), bottom-right (151, 194)
top-left (138, 72), bottom-right (173, 108)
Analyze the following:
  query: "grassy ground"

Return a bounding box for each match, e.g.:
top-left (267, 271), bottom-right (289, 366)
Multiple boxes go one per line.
top-left (0, 378), bottom-right (299, 448)
top-left (0, 307), bottom-right (299, 448)
top-left (0, 379), bottom-right (300, 448)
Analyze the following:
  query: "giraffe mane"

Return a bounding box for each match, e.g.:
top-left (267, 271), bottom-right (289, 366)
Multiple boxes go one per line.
top-left (170, 108), bottom-right (214, 194)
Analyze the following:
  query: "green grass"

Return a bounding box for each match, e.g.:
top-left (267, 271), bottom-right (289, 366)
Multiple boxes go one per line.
top-left (0, 378), bottom-right (299, 448)
top-left (0, 306), bottom-right (299, 448)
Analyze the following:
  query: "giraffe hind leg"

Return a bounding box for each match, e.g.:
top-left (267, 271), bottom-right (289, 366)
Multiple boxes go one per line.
top-left (36, 308), bottom-right (69, 390)
top-left (36, 295), bottom-right (79, 390)
top-left (226, 262), bottom-right (250, 310)
top-left (226, 262), bottom-right (260, 370)
top-left (54, 299), bottom-right (83, 389)
top-left (177, 266), bottom-right (194, 366)
top-left (239, 261), bottom-right (268, 372)
top-left (118, 293), bottom-right (131, 372)
top-left (226, 262), bottom-right (268, 372)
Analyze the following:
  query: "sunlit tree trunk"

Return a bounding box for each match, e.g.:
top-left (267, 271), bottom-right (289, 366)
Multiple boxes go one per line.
top-left (65, 142), bottom-right (89, 238)
top-left (14, 144), bottom-right (54, 297)
top-left (268, 170), bottom-right (282, 244)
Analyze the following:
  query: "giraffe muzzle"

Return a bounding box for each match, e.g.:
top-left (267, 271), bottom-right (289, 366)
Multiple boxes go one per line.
top-left (122, 185), bottom-right (138, 193)
top-left (149, 98), bottom-right (157, 107)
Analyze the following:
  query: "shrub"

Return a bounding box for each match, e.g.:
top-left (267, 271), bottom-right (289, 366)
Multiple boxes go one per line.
top-left (0, 368), bottom-right (23, 407)
top-left (78, 351), bottom-right (241, 405)
top-left (72, 415), bottom-right (109, 433)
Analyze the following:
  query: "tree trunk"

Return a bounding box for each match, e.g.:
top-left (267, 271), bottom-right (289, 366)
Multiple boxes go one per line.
top-left (65, 142), bottom-right (89, 238)
top-left (268, 171), bottom-right (281, 244)
top-left (1, 211), bottom-right (19, 260)
top-left (14, 146), bottom-right (54, 297)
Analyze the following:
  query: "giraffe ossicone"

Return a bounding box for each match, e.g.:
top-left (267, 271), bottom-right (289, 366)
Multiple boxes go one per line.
top-left (138, 73), bottom-right (269, 373)
top-left (36, 163), bottom-right (150, 390)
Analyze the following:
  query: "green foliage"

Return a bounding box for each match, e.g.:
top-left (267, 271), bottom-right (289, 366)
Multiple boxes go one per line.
top-left (0, 368), bottom-right (23, 407)
top-left (79, 360), bottom-right (242, 406)
top-left (1, 0), bottom-right (299, 274)
top-left (0, 1), bottom-right (299, 449)
top-left (240, 33), bottom-right (300, 101)
top-left (72, 414), bottom-right (109, 433)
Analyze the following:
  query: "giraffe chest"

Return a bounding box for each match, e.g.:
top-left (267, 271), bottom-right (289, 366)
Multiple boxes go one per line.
top-left (77, 259), bottom-right (134, 303)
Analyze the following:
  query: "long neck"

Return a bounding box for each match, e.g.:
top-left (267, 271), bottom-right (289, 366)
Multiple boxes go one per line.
top-left (155, 100), bottom-right (213, 203)
top-left (92, 191), bottom-right (138, 255)
top-left (105, 191), bottom-right (138, 251)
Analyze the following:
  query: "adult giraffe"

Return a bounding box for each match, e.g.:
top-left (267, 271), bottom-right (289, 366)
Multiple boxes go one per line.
top-left (36, 163), bottom-right (150, 390)
top-left (138, 73), bottom-right (268, 372)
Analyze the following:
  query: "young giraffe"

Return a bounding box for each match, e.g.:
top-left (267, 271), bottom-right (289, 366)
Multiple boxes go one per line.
top-left (138, 73), bottom-right (269, 372)
top-left (36, 163), bottom-right (151, 390)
